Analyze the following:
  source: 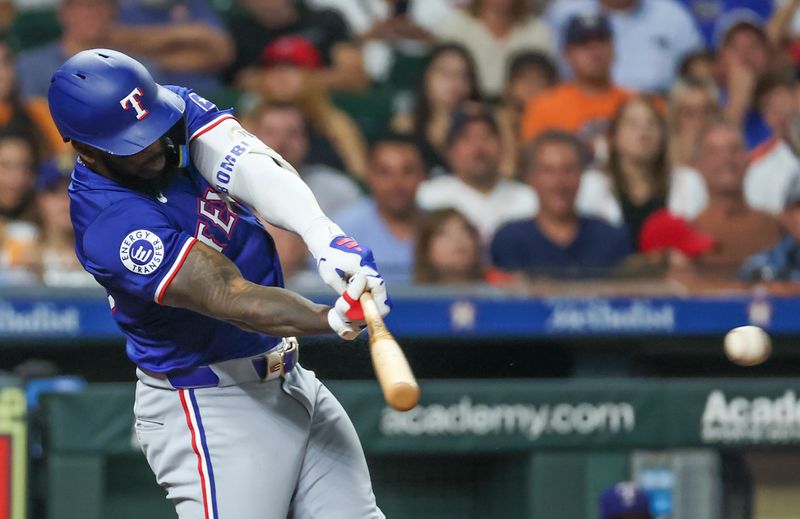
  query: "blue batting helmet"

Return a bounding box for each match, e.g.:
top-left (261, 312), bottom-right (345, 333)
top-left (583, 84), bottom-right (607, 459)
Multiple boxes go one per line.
top-left (48, 49), bottom-right (185, 156)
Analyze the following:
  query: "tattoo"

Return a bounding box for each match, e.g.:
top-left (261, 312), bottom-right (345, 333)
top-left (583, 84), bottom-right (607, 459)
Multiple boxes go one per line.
top-left (162, 240), bottom-right (331, 336)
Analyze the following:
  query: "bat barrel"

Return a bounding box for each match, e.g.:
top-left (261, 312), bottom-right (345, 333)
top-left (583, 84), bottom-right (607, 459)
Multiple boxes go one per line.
top-left (386, 381), bottom-right (421, 412)
top-left (360, 292), bottom-right (421, 412)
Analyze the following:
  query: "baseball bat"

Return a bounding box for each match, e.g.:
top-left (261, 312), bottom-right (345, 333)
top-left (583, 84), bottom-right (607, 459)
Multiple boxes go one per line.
top-left (360, 292), bottom-right (420, 411)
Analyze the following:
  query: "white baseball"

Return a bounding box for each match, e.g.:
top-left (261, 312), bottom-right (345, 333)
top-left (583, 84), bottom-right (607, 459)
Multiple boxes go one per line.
top-left (724, 326), bottom-right (772, 366)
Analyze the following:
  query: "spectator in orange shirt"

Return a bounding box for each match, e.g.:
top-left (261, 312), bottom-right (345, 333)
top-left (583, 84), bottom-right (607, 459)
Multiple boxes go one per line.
top-left (521, 13), bottom-right (631, 148)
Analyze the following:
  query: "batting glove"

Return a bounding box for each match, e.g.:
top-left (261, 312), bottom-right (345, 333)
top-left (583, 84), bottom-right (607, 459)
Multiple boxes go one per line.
top-left (314, 236), bottom-right (391, 317)
top-left (328, 274), bottom-right (369, 340)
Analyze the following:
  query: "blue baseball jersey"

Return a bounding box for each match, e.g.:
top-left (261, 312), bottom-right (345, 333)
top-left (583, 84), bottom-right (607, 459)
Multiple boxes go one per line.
top-left (70, 86), bottom-right (284, 373)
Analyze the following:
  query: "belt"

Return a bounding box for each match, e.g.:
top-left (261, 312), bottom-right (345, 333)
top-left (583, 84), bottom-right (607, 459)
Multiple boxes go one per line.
top-left (161, 338), bottom-right (299, 389)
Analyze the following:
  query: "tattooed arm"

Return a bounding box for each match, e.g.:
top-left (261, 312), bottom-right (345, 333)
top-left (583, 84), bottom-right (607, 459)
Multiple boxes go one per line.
top-left (162, 240), bottom-right (332, 337)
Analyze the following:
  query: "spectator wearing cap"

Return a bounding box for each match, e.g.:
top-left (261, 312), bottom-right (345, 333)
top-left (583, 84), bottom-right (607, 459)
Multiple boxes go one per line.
top-left (744, 72), bottom-right (800, 215)
top-left (740, 174), bottom-right (800, 282)
top-left (496, 51), bottom-right (559, 178)
top-left (434, 0), bottom-right (552, 98)
top-left (36, 156), bottom-right (96, 287)
top-left (333, 134), bottom-right (428, 283)
top-left (104, 0), bottom-right (234, 94)
top-left (243, 102), bottom-right (361, 217)
top-left (417, 105), bottom-right (537, 243)
top-left (491, 131), bottom-right (631, 278)
top-left (639, 209), bottom-right (716, 271)
top-left (250, 35), bottom-right (369, 179)
top-left (225, 0), bottom-right (367, 92)
top-left (714, 8), bottom-right (775, 149)
top-left (692, 120), bottom-right (782, 278)
top-left (599, 482), bottom-right (653, 519)
top-left (521, 13), bottom-right (632, 146)
top-left (678, 0), bottom-right (774, 48)
top-left (546, 0), bottom-right (703, 94)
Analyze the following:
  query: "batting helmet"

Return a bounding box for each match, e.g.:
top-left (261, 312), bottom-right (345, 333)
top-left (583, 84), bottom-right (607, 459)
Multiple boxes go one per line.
top-left (48, 49), bottom-right (185, 156)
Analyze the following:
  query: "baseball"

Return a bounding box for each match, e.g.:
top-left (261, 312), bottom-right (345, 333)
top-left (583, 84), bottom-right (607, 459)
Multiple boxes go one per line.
top-left (724, 326), bottom-right (772, 366)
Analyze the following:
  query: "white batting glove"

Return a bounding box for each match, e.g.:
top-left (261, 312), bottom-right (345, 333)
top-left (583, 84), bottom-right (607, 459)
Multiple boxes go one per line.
top-left (327, 274), bottom-right (368, 340)
top-left (312, 235), bottom-right (392, 318)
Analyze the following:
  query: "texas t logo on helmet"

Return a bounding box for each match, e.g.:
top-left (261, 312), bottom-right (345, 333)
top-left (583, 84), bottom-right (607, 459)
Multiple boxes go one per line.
top-left (48, 49), bottom-right (185, 155)
top-left (120, 87), bottom-right (150, 120)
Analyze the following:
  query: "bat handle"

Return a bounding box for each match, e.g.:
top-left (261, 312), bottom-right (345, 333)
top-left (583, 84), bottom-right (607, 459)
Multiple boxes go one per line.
top-left (360, 292), bottom-right (391, 339)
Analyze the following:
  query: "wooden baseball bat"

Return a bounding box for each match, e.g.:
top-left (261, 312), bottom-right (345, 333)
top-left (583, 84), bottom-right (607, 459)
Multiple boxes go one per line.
top-left (360, 292), bottom-right (420, 411)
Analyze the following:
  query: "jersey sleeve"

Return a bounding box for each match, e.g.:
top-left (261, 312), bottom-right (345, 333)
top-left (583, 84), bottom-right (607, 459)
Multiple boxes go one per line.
top-left (164, 85), bottom-right (236, 143)
top-left (82, 200), bottom-right (197, 304)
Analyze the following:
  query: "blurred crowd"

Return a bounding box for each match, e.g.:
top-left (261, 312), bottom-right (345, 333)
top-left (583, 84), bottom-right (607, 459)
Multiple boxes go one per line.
top-left (4, 0), bottom-right (800, 292)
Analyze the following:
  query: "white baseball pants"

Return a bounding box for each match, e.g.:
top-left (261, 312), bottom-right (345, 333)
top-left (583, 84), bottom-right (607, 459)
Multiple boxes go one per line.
top-left (133, 362), bottom-right (384, 519)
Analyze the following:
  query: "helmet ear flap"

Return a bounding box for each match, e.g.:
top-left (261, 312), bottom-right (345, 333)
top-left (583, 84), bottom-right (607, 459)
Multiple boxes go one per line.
top-left (161, 118), bottom-right (188, 170)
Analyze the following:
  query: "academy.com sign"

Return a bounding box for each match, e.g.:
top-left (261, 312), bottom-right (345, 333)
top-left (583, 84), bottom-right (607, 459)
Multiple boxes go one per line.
top-left (702, 390), bottom-right (800, 443)
top-left (380, 397), bottom-right (635, 440)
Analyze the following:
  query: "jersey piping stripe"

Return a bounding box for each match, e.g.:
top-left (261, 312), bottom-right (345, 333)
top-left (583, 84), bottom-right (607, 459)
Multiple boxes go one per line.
top-left (189, 114), bottom-right (237, 143)
top-left (180, 389), bottom-right (216, 519)
top-left (154, 237), bottom-right (198, 304)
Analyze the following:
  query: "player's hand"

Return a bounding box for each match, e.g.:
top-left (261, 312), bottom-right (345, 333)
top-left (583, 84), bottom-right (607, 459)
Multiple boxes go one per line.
top-left (315, 236), bottom-right (392, 316)
top-left (327, 274), bottom-right (369, 340)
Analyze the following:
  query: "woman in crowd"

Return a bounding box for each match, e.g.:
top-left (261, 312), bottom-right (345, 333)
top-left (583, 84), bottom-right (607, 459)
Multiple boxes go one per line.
top-left (392, 43), bottom-right (483, 174)
top-left (0, 40), bottom-right (67, 160)
top-left (414, 208), bottom-right (484, 285)
top-left (605, 95), bottom-right (671, 250)
top-left (35, 157), bottom-right (95, 287)
top-left (434, 0), bottom-right (551, 99)
top-left (0, 132), bottom-right (41, 283)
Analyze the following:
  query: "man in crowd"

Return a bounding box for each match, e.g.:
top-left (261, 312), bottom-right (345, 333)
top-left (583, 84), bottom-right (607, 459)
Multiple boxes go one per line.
top-left (334, 134), bottom-right (427, 283)
top-left (17, 0), bottom-right (118, 98)
top-left (107, 0), bottom-right (234, 93)
top-left (546, 0), bottom-right (703, 94)
top-left (522, 13), bottom-right (631, 146)
top-left (418, 105), bottom-right (537, 243)
top-left (17, 0), bottom-right (232, 99)
top-left (491, 131), bottom-right (630, 277)
top-left (744, 72), bottom-right (800, 214)
top-left (714, 9), bottom-right (774, 149)
top-left (740, 175), bottom-right (800, 282)
top-left (693, 120), bottom-right (781, 278)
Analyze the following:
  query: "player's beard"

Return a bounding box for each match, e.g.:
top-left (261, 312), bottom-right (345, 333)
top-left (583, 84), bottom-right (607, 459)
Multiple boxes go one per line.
top-left (101, 136), bottom-right (181, 198)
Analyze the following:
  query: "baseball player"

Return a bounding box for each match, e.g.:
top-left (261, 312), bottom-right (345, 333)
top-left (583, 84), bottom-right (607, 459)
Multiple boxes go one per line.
top-left (48, 49), bottom-right (391, 518)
